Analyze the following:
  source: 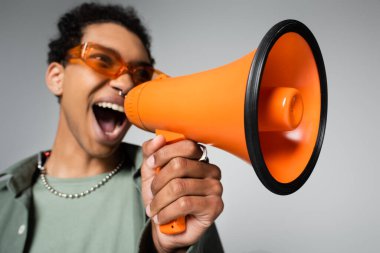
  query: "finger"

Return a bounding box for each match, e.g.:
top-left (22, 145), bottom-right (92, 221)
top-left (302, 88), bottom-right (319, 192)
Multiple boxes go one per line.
top-left (141, 135), bottom-right (166, 207)
top-left (142, 135), bottom-right (166, 160)
top-left (152, 195), bottom-right (224, 226)
top-left (149, 178), bottom-right (223, 217)
top-left (151, 158), bottom-right (221, 195)
top-left (147, 140), bottom-right (203, 169)
top-left (141, 135), bottom-right (166, 178)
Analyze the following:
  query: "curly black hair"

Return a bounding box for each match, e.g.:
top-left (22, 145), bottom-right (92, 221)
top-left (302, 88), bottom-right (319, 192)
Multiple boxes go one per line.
top-left (47, 2), bottom-right (154, 65)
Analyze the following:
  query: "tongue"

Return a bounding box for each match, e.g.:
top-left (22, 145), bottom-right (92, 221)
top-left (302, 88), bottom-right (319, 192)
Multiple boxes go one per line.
top-left (96, 107), bottom-right (117, 133)
top-left (99, 118), bottom-right (116, 133)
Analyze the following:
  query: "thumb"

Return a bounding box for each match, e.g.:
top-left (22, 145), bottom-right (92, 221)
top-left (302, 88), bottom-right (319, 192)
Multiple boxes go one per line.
top-left (141, 135), bottom-right (166, 206)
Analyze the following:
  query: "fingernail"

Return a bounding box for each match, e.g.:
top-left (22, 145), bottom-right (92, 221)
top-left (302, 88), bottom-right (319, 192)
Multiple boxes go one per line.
top-left (153, 135), bottom-right (164, 144)
top-left (145, 205), bottom-right (151, 217)
top-left (146, 155), bottom-right (155, 168)
top-left (152, 215), bottom-right (159, 224)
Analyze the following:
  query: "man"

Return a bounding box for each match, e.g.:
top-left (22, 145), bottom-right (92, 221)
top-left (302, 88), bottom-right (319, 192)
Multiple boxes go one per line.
top-left (0, 3), bottom-right (224, 253)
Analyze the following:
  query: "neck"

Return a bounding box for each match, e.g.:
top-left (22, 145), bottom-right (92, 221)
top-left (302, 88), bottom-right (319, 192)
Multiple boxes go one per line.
top-left (45, 110), bottom-right (122, 178)
top-left (45, 146), bottom-right (122, 179)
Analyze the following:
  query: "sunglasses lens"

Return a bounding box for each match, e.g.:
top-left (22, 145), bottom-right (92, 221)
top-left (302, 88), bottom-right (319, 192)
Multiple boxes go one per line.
top-left (85, 47), bottom-right (121, 77)
top-left (67, 43), bottom-right (157, 84)
top-left (132, 66), bottom-right (154, 85)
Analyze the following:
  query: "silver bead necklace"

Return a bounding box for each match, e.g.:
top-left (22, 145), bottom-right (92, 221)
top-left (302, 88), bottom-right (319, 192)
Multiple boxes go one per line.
top-left (37, 151), bottom-right (124, 199)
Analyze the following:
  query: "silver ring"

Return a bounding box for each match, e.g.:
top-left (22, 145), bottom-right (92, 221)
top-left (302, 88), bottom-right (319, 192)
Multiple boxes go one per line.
top-left (198, 144), bottom-right (209, 163)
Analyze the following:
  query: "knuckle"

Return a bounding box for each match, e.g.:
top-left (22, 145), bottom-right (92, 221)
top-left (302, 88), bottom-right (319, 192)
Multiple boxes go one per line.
top-left (186, 140), bottom-right (199, 155)
top-left (217, 201), bottom-right (224, 215)
top-left (171, 157), bottom-right (187, 171)
top-left (211, 166), bottom-right (222, 180)
top-left (211, 196), bottom-right (224, 217)
top-left (211, 180), bottom-right (223, 196)
top-left (178, 196), bottom-right (192, 212)
top-left (170, 178), bottom-right (187, 196)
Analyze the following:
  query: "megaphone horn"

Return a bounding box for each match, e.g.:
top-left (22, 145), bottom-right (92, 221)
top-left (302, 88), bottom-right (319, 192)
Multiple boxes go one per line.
top-left (125, 19), bottom-right (327, 233)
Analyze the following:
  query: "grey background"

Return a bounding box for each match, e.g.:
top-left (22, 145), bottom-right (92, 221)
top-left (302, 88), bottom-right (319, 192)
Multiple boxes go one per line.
top-left (1, 0), bottom-right (379, 252)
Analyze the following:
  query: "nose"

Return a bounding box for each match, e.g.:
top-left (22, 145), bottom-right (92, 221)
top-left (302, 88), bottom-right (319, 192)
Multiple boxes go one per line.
top-left (108, 73), bottom-right (134, 97)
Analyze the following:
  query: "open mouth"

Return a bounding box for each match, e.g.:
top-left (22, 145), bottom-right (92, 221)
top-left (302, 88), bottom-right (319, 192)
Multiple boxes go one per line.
top-left (93, 102), bottom-right (126, 135)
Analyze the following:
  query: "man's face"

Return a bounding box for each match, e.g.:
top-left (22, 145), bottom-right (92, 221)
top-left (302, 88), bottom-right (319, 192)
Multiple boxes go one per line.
top-left (58, 22), bottom-right (151, 157)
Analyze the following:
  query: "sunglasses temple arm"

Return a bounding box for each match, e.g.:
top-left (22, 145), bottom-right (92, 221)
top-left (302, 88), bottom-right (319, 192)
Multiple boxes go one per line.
top-left (154, 69), bottom-right (171, 79)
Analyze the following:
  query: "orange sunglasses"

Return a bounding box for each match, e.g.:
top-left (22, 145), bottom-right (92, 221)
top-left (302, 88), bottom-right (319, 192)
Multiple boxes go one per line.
top-left (66, 42), bottom-right (164, 86)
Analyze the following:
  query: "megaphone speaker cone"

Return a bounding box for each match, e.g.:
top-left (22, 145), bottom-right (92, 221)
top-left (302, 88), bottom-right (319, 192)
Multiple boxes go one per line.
top-left (246, 20), bottom-right (327, 195)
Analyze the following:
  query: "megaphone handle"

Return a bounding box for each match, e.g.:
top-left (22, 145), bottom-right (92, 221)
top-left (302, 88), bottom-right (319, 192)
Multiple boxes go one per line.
top-left (155, 129), bottom-right (187, 235)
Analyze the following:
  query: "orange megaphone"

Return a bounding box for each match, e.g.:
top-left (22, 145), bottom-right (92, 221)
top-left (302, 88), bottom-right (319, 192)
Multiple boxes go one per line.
top-left (124, 19), bottom-right (327, 234)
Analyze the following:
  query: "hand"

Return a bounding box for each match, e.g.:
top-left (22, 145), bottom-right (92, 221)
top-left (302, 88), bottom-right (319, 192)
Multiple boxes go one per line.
top-left (141, 135), bottom-right (224, 253)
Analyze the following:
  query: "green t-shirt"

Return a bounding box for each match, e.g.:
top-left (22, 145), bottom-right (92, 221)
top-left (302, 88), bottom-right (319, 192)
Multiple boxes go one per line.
top-left (29, 166), bottom-right (143, 253)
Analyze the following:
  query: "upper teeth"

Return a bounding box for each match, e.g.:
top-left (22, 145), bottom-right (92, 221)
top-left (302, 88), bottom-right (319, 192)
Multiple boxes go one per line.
top-left (96, 102), bottom-right (124, 113)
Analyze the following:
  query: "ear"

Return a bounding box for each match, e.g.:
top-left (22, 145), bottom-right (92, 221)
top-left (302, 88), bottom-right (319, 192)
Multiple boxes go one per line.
top-left (45, 62), bottom-right (65, 96)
